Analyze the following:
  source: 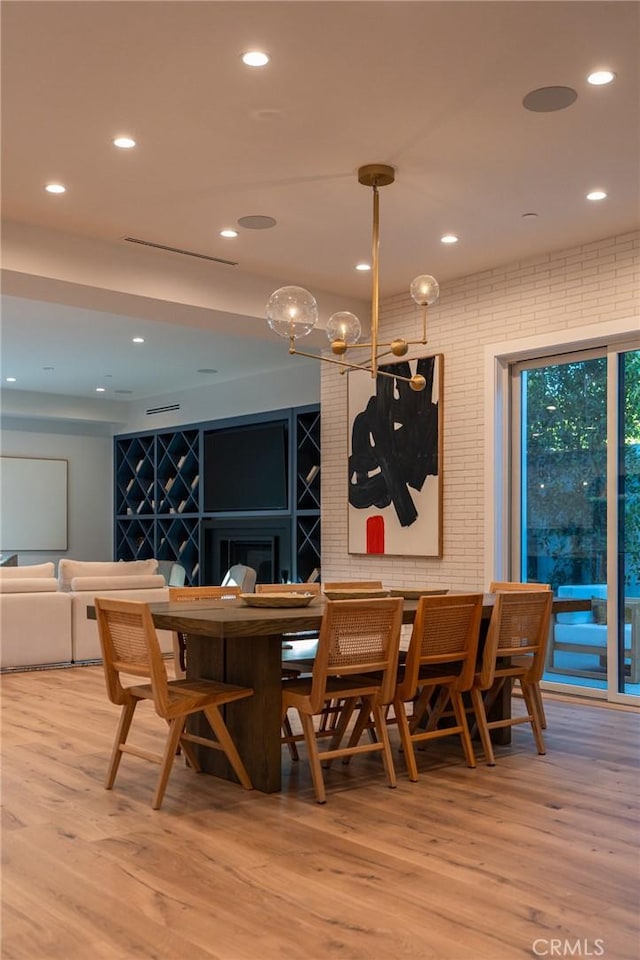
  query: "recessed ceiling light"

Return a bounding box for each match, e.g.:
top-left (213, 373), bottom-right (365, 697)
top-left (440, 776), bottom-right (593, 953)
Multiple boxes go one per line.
top-left (522, 212), bottom-right (539, 220)
top-left (115, 389), bottom-right (133, 395)
top-left (132, 336), bottom-right (145, 343)
top-left (242, 51), bottom-right (270, 67)
top-left (96, 387), bottom-right (106, 393)
top-left (587, 70), bottom-right (616, 86)
top-left (355, 263), bottom-right (371, 272)
top-left (220, 229), bottom-right (238, 238)
top-left (586, 190), bottom-right (607, 201)
top-left (440, 234), bottom-right (459, 244)
top-left (45, 183), bottom-right (66, 194)
top-left (113, 136), bottom-right (136, 149)
top-left (5, 377), bottom-right (17, 382)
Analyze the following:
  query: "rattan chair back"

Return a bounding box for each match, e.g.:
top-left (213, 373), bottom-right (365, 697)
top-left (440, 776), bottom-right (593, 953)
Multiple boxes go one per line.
top-left (478, 590), bottom-right (553, 690)
top-left (397, 593), bottom-right (484, 702)
top-left (309, 597), bottom-right (403, 711)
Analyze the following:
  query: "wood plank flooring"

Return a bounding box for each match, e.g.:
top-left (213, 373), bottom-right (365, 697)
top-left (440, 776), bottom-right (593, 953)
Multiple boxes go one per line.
top-left (1, 666), bottom-right (638, 960)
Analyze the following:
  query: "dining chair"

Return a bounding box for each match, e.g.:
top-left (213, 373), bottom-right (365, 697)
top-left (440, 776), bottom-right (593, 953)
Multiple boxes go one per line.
top-left (470, 590), bottom-right (553, 765)
top-left (393, 593), bottom-right (484, 779)
top-left (281, 597), bottom-right (403, 803)
top-left (95, 596), bottom-right (253, 809)
top-left (489, 581), bottom-right (551, 729)
top-left (343, 593), bottom-right (483, 779)
top-left (168, 585), bottom-right (241, 679)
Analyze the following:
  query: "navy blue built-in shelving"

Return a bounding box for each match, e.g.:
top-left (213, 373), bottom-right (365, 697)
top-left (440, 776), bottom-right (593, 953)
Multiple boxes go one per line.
top-left (114, 405), bottom-right (320, 585)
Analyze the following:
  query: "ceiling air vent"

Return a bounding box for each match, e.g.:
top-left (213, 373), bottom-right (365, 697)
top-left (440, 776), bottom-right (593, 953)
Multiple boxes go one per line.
top-left (146, 403), bottom-right (181, 416)
top-left (124, 237), bottom-right (238, 267)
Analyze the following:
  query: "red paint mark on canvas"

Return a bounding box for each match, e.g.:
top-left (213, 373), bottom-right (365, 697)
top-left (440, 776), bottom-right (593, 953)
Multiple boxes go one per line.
top-left (366, 516), bottom-right (385, 554)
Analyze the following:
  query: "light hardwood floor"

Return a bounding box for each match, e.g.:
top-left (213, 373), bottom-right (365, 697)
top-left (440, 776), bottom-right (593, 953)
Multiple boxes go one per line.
top-left (1, 666), bottom-right (638, 960)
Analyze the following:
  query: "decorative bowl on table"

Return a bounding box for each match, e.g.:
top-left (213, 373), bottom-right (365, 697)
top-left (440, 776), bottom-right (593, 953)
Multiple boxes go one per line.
top-left (239, 593), bottom-right (316, 608)
top-left (389, 587), bottom-right (449, 599)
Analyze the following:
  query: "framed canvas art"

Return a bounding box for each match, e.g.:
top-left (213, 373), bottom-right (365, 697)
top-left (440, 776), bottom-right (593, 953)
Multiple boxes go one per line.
top-left (347, 354), bottom-right (443, 557)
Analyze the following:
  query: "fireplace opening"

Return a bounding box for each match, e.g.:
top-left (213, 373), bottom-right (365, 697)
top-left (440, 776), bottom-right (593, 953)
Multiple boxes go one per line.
top-left (202, 518), bottom-right (292, 586)
top-left (221, 537), bottom-right (278, 584)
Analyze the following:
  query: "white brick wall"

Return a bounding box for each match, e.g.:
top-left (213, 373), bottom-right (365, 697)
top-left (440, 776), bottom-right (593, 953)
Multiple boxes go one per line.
top-left (320, 231), bottom-right (640, 590)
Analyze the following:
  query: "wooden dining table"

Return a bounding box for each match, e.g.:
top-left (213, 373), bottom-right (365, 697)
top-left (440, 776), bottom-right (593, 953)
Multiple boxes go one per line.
top-left (147, 592), bottom-right (591, 794)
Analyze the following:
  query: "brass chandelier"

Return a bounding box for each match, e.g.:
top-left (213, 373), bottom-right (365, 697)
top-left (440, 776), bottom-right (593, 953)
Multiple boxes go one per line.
top-left (266, 164), bottom-right (439, 392)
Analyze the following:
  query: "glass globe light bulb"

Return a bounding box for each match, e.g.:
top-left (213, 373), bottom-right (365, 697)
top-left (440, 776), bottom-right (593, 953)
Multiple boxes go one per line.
top-left (326, 311), bottom-right (361, 346)
top-left (266, 286), bottom-right (318, 339)
top-left (410, 275), bottom-right (440, 306)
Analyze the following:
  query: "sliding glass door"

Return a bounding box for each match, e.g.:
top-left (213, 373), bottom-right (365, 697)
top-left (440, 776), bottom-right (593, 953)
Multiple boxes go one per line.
top-left (511, 343), bottom-right (639, 702)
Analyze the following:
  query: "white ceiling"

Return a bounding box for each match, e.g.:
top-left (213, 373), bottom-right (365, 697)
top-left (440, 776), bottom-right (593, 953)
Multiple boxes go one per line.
top-left (1, 1), bottom-right (639, 400)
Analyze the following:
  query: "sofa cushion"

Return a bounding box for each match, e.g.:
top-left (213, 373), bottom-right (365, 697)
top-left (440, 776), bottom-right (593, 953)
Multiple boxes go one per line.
top-left (0, 577), bottom-right (59, 593)
top-left (0, 562), bottom-right (55, 580)
top-left (556, 584), bottom-right (607, 624)
top-left (70, 574), bottom-right (165, 592)
top-left (0, 591), bottom-right (72, 669)
top-left (58, 558), bottom-right (158, 590)
top-left (555, 621), bottom-right (632, 651)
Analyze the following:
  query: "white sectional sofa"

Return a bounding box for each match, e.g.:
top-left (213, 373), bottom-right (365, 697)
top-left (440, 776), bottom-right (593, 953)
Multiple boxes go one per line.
top-left (0, 559), bottom-right (173, 670)
top-left (0, 562), bottom-right (72, 669)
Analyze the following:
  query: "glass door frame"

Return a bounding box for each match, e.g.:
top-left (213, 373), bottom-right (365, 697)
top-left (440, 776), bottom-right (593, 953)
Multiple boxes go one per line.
top-left (507, 339), bottom-right (639, 705)
top-left (607, 341), bottom-right (639, 702)
top-left (484, 313), bottom-right (640, 706)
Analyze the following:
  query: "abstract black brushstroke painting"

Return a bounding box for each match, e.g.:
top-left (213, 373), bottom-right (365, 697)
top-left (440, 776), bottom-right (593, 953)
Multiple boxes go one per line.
top-left (347, 354), bottom-right (443, 557)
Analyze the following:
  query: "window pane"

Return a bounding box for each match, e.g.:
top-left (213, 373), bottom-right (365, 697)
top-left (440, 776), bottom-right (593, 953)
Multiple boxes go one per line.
top-left (521, 356), bottom-right (607, 690)
top-left (523, 357), bottom-right (607, 589)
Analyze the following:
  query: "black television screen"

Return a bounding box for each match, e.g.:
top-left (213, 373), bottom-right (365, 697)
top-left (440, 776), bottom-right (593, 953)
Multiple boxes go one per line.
top-left (203, 421), bottom-right (288, 511)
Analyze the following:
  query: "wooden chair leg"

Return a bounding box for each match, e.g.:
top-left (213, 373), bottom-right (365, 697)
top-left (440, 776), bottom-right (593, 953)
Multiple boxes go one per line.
top-left (342, 699), bottom-right (373, 762)
top-left (300, 712), bottom-right (326, 804)
top-left (372, 702), bottom-right (397, 790)
top-left (521, 684), bottom-right (546, 755)
top-left (394, 698), bottom-right (419, 782)
top-left (177, 731), bottom-right (202, 772)
top-left (450, 690), bottom-right (477, 768)
top-left (328, 697), bottom-right (357, 757)
top-left (105, 700), bottom-right (137, 790)
top-left (424, 686), bottom-right (451, 733)
top-left (470, 687), bottom-right (496, 766)
top-left (409, 684), bottom-right (435, 733)
top-left (152, 717), bottom-right (185, 810)
top-left (530, 682), bottom-right (547, 729)
top-left (282, 712), bottom-right (299, 761)
top-left (203, 706), bottom-right (253, 790)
